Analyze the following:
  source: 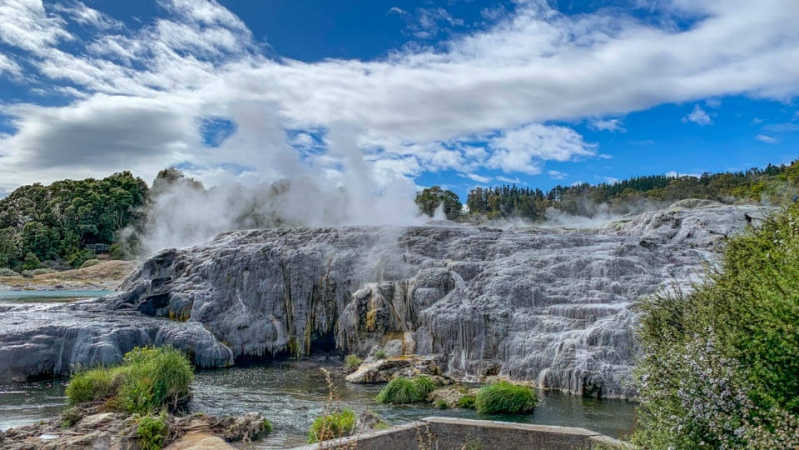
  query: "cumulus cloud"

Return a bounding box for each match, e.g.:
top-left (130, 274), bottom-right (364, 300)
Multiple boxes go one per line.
top-left (487, 124), bottom-right (596, 174)
top-left (682, 105), bottom-right (713, 125)
top-left (589, 118), bottom-right (626, 132)
top-left (0, 0), bottom-right (798, 201)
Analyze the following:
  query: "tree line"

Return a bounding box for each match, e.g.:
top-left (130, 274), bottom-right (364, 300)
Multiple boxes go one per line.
top-left (417, 160), bottom-right (799, 221)
top-left (0, 172), bottom-right (148, 271)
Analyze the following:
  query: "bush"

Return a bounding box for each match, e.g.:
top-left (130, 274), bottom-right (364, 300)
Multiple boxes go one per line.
top-left (136, 411), bottom-right (169, 450)
top-left (65, 346), bottom-right (193, 415)
top-left (436, 399), bottom-right (448, 410)
top-left (307, 409), bottom-right (355, 443)
top-left (632, 204), bottom-right (799, 448)
top-left (0, 268), bottom-right (20, 277)
top-left (344, 354), bottom-right (362, 371)
top-left (376, 376), bottom-right (437, 404)
top-left (60, 407), bottom-right (82, 428)
top-left (374, 349), bottom-right (387, 359)
top-left (458, 394), bottom-right (476, 409)
top-left (475, 381), bottom-right (537, 415)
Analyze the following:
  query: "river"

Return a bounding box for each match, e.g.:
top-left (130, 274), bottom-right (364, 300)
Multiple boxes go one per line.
top-left (0, 291), bottom-right (637, 447)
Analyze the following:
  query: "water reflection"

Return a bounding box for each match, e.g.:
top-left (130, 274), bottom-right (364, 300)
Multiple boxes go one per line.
top-left (190, 359), bottom-right (636, 448)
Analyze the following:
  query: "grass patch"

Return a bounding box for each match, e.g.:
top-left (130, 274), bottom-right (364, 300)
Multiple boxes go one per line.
top-left (136, 411), bottom-right (169, 450)
top-left (374, 349), bottom-right (387, 359)
top-left (458, 394), bottom-right (476, 409)
top-left (344, 354), bottom-right (362, 371)
top-left (307, 409), bottom-right (356, 443)
top-left (376, 376), bottom-right (437, 404)
top-left (475, 381), bottom-right (537, 415)
top-left (65, 346), bottom-right (193, 415)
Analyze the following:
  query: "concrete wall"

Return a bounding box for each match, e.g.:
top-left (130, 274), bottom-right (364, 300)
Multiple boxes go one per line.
top-left (293, 417), bottom-right (632, 450)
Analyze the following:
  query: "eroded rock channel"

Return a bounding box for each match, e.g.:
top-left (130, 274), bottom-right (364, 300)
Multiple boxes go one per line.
top-left (0, 200), bottom-right (765, 399)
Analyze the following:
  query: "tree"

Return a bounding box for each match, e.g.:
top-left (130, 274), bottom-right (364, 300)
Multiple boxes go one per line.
top-left (415, 186), bottom-right (462, 220)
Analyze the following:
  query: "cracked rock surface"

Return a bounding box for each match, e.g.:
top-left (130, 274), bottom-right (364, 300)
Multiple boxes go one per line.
top-left (0, 200), bottom-right (766, 398)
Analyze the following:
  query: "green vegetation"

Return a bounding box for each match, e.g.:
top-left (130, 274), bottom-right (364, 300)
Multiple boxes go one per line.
top-left (374, 349), bottom-right (387, 359)
top-left (0, 172), bottom-right (147, 270)
top-left (136, 411), bottom-right (169, 450)
top-left (457, 394), bottom-right (476, 410)
top-left (60, 406), bottom-right (82, 428)
top-left (633, 204), bottom-right (799, 448)
top-left (376, 376), bottom-right (437, 404)
top-left (262, 419), bottom-right (273, 435)
top-left (344, 354), bottom-right (362, 371)
top-left (418, 160), bottom-right (799, 221)
top-left (307, 408), bottom-right (356, 443)
top-left (415, 186), bottom-right (463, 220)
top-left (436, 399), bottom-right (448, 410)
top-left (65, 346), bottom-right (193, 415)
top-left (474, 381), bottom-right (537, 415)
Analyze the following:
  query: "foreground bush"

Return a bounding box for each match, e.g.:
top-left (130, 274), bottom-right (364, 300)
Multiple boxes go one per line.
top-left (475, 381), bottom-right (536, 415)
top-left (136, 411), bottom-right (169, 450)
top-left (66, 346), bottom-right (193, 415)
top-left (376, 376), bottom-right (436, 404)
top-left (307, 409), bottom-right (355, 443)
top-left (633, 204), bottom-right (799, 448)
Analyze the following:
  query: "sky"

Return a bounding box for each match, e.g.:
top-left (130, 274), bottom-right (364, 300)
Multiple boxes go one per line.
top-left (0, 0), bottom-right (798, 202)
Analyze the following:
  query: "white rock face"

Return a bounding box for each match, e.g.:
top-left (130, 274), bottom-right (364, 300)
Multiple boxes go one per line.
top-left (0, 201), bottom-right (766, 397)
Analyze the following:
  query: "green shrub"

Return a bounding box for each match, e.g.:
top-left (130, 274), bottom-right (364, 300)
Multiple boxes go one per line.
top-left (262, 419), bottom-right (273, 435)
top-left (475, 381), bottom-right (537, 415)
top-left (65, 346), bottom-right (193, 415)
top-left (376, 376), bottom-right (437, 404)
top-left (344, 354), bottom-right (362, 371)
top-left (374, 349), bottom-right (387, 359)
top-left (0, 268), bottom-right (20, 277)
top-left (136, 411), bottom-right (169, 450)
top-left (436, 399), bottom-right (448, 410)
top-left (632, 204), bottom-right (799, 448)
top-left (60, 407), bottom-right (82, 428)
top-left (307, 409), bottom-right (356, 443)
top-left (65, 367), bottom-right (120, 405)
top-left (458, 394), bottom-right (476, 409)
top-left (413, 375), bottom-right (435, 398)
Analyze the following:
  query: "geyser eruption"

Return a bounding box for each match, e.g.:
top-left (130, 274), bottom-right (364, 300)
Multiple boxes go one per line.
top-left (128, 124), bottom-right (426, 256)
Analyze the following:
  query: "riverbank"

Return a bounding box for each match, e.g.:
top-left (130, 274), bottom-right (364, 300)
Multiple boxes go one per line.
top-left (0, 260), bottom-right (136, 291)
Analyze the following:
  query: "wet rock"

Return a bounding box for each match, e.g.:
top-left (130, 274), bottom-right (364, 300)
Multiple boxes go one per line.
top-left (346, 355), bottom-right (446, 384)
top-left (165, 433), bottom-right (235, 450)
top-left (0, 407), bottom-right (269, 450)
top-left (355, 409), bottom-right (388, 434)
top-left (428, 387), bottom-right (478, 409)
top-left (0, 201), bottom-right (766, 397)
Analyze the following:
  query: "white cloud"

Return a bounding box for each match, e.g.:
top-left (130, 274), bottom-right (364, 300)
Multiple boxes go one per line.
top-left (464, 173), bottom-right (491, 183)
top-left (682, 105), bottom-right (713, 125)
top-left (497, 176), bottom-right (521, 183)
top-left (756, 134), bottom-right (778, 143)
top-left (0, 52), bottom-right (20, 76)
top-left (1, 0), bottom-right (799, 193)
top-left (487, 124), bottom-right (596, 174)
top-left (547, 170), bottom-right (567, 180)
top-left (589, 118), bottom-right (626, 133)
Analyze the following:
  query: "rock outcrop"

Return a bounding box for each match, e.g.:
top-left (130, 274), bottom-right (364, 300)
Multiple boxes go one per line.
top-left (0, 201), bottom-right (767, 398)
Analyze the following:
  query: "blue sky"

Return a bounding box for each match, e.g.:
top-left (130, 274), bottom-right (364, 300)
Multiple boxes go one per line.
top-left (0, 0), bottom-right (797, 202)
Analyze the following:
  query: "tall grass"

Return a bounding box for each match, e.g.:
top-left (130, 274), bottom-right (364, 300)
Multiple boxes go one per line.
top-left (65, 346), bottom-right (193, 415)
top-left (376, 376), bottom-right (437, 404)
top-left (475, 381), bottom-right (537, 415)
top-left (307, 409), bottom-right (356, 443)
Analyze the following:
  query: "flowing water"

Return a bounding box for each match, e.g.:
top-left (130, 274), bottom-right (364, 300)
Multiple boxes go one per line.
top-left (0, 292), bottom-right (637, 447)
top-left (0, 359), bottom-right (637, 448)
